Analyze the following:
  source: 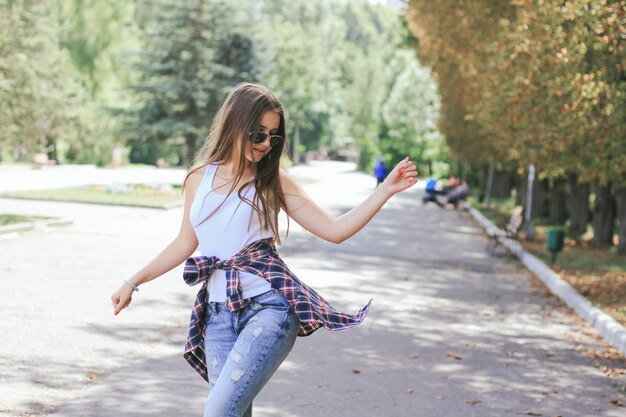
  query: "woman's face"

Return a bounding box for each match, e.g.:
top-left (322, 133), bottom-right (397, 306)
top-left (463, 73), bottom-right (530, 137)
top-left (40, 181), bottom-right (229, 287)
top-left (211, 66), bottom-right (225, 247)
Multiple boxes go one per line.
top-left (243, 110), bottom-right (281, 164)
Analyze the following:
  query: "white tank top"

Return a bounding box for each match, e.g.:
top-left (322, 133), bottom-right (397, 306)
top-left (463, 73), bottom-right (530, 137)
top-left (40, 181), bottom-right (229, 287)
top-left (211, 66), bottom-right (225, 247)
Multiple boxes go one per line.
top-left (189, 163), bottom-right (273, 302)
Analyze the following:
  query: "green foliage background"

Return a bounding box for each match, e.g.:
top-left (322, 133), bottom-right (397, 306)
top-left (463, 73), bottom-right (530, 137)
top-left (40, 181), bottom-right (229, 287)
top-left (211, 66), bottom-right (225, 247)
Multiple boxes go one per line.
top-left (2, 0), bottom-right (624, 250)
top-left (1, 0), bottom-right (449, 175)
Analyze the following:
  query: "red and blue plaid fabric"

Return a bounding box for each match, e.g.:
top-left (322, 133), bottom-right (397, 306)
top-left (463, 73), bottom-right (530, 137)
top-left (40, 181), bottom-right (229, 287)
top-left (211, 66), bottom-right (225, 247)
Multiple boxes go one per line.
top-left (182, 238), bottom-right (372, 382)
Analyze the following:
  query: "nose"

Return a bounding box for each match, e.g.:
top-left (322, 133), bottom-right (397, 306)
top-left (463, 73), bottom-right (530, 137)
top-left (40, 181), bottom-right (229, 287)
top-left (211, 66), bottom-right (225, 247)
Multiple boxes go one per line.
top-left (259, 134), bottom-right (272, 147)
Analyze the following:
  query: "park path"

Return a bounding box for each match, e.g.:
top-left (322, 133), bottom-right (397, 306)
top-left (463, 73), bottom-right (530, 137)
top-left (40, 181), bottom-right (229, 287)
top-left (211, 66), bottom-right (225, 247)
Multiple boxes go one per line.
top-left (0, 162), bottom-right (624, 417)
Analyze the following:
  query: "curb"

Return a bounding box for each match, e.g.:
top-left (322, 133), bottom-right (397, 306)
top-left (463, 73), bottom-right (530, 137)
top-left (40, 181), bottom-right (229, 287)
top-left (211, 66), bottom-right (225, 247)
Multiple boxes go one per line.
top-left (467, 206), bottom-right (626, 357)
top-left (0, 195), bottom-right (184, 210)
top-left (0, 217), bottom-right (74, 235)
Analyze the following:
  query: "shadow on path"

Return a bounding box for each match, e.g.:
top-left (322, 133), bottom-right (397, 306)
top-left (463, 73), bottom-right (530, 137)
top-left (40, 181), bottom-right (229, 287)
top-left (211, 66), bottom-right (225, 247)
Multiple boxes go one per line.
top-left (50, 190), bottom-right (626, 417)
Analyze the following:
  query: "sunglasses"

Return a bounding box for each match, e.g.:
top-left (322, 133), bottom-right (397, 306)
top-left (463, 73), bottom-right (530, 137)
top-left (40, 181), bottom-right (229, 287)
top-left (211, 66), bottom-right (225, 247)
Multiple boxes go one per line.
top-left (249, 131), bottom-right (283, 147)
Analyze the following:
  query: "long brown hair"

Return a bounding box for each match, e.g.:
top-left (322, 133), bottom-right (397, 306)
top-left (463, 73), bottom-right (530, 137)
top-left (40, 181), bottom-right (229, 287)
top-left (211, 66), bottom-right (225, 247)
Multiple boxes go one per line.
top-left (183, 82), bottom-right (288, 243)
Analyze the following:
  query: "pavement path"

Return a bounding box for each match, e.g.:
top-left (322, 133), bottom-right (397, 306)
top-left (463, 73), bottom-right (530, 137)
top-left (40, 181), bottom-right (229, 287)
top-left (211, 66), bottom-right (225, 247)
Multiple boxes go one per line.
top-left (0, 162), bottom-right (624, 417)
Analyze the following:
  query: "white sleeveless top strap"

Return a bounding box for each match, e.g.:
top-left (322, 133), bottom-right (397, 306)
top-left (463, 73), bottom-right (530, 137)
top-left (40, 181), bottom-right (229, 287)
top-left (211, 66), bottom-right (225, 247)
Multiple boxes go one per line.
top-left (189, 164), bottom-right (273, 302)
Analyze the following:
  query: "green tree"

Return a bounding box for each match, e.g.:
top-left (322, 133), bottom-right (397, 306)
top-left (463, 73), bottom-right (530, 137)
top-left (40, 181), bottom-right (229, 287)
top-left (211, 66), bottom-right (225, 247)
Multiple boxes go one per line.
top-left (0, 0), bottom-right (85, 162)
top-left (256, 19), bottom-right (326, 163)
top-left (124, 0), bottom-right (256, 166)
top-left (407, 0), bottom-right (625, 252)
top-left (59, 0), bottom-right (135, 98)
top-left (380, 50), bottom-right (441, 174)
top-left (337, 0), bottom-right (412, 170)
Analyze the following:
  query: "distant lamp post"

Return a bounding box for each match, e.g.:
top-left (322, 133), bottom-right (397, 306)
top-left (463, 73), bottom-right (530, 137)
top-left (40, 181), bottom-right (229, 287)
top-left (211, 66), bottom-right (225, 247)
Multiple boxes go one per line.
top-left (525, 163), bottom-right (536, 241)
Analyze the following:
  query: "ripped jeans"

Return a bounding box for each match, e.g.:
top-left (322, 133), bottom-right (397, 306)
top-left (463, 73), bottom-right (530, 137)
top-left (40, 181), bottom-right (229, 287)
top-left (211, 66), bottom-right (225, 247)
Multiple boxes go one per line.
top-left (203, 289), bottom-right (299, 417)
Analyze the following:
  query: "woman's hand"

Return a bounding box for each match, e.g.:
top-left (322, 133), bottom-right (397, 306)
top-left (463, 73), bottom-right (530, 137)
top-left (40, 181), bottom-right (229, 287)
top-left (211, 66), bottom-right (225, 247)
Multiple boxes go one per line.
top-left (278, 157), bottom-right (418, 244)
top-left (111, 282), bottom-right (134, 316)
top-left (382, 156), bottom-right (418, 196)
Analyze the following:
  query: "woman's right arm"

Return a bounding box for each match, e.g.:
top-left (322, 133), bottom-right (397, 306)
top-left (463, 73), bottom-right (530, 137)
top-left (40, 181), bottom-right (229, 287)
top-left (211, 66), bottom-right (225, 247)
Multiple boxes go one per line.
top-left (111, 169), bottom-right (203, 315)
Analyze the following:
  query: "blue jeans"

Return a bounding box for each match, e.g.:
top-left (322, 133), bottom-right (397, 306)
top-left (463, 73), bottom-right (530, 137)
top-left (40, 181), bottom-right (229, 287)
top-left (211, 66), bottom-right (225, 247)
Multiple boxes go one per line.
top-left (203, 289), bottom-right (299, 417)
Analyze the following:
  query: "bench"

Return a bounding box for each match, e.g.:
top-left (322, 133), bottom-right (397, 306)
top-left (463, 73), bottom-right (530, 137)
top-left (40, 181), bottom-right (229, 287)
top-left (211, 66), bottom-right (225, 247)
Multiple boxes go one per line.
top-left (486, 211), bottom-right (524, 255)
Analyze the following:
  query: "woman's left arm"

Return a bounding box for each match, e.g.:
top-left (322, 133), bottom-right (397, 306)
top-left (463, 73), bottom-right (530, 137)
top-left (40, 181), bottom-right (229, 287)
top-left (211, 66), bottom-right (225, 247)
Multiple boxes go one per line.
top-left (280, 157), bottom-right (417, 244)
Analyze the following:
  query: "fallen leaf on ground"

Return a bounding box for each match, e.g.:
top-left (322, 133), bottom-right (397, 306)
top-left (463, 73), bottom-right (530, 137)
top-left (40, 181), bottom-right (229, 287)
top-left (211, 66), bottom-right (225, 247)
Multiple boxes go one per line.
top-left (552, 266), bottom-right (626, 328)
top-left (465, 399), bottom-right (482, 405)
top-left (446, 352), bottom-right (463, 360)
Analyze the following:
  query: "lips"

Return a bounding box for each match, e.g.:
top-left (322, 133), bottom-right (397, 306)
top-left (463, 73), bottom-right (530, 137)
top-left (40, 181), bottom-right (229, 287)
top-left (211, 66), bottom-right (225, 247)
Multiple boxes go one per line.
top-left (253, 148), bottom-right (268, 158)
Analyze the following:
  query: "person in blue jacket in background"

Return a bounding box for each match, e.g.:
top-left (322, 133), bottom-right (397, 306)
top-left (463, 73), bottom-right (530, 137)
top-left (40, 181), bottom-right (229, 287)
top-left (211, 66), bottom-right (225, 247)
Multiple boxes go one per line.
top-left (423, 177), bottom-right (446, 207)
top-left (373, 156), bottom-right (388, 187)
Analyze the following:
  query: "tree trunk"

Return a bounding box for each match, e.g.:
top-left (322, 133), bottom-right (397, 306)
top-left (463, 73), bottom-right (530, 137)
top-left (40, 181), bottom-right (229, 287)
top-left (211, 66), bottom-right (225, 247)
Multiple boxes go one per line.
top-left (460, 162), bottom-right (467, 181)
top-left (549, 178), bottom-right (567, 225)
top-left (591, 183), bottom-right (616, 246)
top-left (292, 122), bottom-right (300, 165)
top-left (516, 175), bottom-right (526, 207)
top-left (185, 134), bottom-right (197, 167)
top-left (614, 187), bottom-right (626, 255)
top-left (46, 135), bottom-right (58, 163)
top-left (475, 164), bottom-right (487, 203)
top-left (567, 173), bottom-right (590, 241)
top-left (484, 162), bottom-right (494, 208)
top-left (520, 175), bottom-right (549, 220)
top-left (492, 170), bottom-right (512, 198)
top-left (532, 179), bottom-right (549, 219)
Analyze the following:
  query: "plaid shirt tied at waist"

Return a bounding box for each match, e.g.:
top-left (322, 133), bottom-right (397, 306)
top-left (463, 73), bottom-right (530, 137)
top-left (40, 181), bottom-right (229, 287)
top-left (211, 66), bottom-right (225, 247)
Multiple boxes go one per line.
top-left (182, 238), bottom-right (372, 382)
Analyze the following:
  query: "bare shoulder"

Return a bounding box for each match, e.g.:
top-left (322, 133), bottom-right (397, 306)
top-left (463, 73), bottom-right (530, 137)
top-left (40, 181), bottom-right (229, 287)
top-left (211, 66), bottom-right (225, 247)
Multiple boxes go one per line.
top-left (184, 166), bottom-right (208, 196)
top-left (278, 168), bottom-right (299, 191)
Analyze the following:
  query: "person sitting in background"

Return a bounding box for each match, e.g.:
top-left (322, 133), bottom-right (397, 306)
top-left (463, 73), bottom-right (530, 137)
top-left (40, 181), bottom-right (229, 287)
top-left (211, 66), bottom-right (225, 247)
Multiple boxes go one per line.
top-left (447, 180), bottom-right (469, 209)
top-left (446, 176), bottom-right (459, 189)
top-left (422, 177), bottom-right (446, 207)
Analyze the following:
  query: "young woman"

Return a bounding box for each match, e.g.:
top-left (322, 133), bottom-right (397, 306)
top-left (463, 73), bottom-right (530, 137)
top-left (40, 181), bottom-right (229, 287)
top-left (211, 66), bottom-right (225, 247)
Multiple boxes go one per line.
top-left (111, 82), bottom-right (418, 417)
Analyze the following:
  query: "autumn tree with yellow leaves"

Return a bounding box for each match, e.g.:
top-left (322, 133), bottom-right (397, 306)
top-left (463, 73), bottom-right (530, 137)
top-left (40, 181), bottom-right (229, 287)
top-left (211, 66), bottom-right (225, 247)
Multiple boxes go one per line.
top-left (407, 0), bottom-right (626, 253)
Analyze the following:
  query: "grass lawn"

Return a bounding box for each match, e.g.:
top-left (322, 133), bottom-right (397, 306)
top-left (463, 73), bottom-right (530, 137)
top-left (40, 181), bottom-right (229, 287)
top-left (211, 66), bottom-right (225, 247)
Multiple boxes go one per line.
top-left (0, 214), bottom-right (50, 226)
top-left (1, 184), bottom-right (184, 209)
top-left (471, 197), bottom-right (626, 326)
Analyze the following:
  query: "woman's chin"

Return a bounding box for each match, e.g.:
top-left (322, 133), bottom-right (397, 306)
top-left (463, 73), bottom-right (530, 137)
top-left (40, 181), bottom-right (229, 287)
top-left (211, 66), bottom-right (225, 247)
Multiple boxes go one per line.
top-left (254, 151), bottom-right (268, 162)
top-left (245, 155), bottom-right (262, 164)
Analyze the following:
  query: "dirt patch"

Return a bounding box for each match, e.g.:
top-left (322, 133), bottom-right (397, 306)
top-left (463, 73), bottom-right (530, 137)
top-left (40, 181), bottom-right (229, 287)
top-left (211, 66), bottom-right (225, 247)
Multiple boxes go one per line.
top-left (522, 239), bottom-right (626, 326)
top-left (555, 268), bottom-right (626, 326)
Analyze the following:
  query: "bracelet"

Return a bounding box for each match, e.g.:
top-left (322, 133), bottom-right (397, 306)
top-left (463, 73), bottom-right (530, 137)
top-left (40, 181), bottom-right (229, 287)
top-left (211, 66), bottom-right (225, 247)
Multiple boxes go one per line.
top-left (123, 279), bottom-right (139, 292)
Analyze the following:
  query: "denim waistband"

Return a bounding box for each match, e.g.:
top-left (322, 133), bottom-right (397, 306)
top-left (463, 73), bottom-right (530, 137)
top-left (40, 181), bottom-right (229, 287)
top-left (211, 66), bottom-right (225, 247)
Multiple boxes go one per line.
top-left (206, 288), bottom-right (278, 315)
